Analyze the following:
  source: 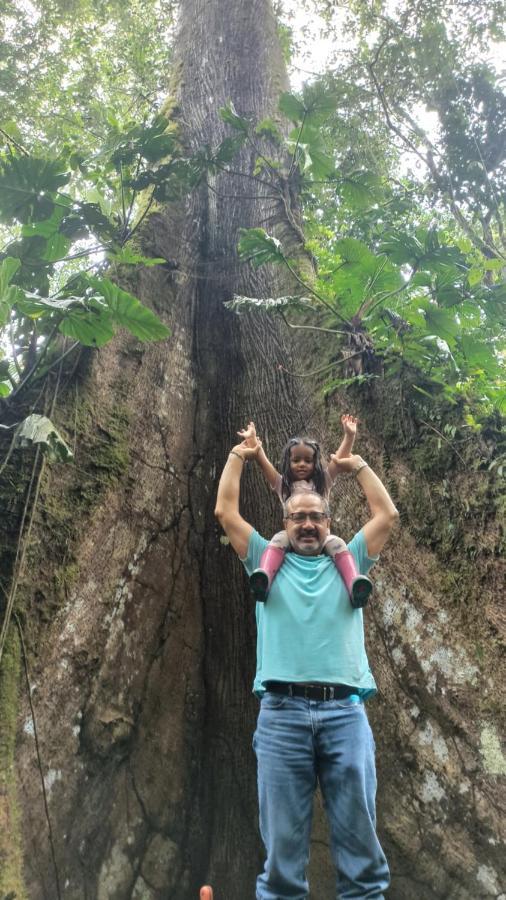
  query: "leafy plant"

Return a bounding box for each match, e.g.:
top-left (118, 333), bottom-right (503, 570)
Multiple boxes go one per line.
top-left (0, 111), bottom-right (249, 403)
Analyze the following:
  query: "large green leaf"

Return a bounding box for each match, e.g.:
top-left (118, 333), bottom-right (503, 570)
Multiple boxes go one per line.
top-left (279, 92), bottom-right (306, 123)
top-left (15, 414), bottom-right (73, 462)
top-left (18, 200), bottom-right (72, 262)
top-left (0, 257), bottom-right (24, 325)
top-left (90, 278), bottom-right (171, 341)
top-left (237, 228), bottom-right (285, 267)
top-left (334, 238), bottom-right (376, 266)
top-left (226, 294), bottom-right (312, 314)
top-left (423, 306), bottom-right (460, 345)
top-left (460, 334), bottom-right (502, 375)
top-left (305, 148), bottom-right (336, 179)
top-left (211, 135), bottom-right (246, 169)
top-left (379, 232), bottom-right (424, 265)
top-left (301, 83), bottom-right (338, 125)
top-left (255, 118), bottom-right (283, 142)
top-left (339, 172), bottom-right (384, 209)
top-left (219, 101), bottom-right (250, 133)
top-left (0, 257), bottom-right (21, 294)
top-left (58, 302), bottom-right (116, 346)
top-left (106, 248), bottom-right (165, 267)
top-left (0, 156), bottom-right (70, 224)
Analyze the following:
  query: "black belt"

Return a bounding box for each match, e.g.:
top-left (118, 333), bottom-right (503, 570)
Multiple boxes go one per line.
top-left (264, 681), bottom-right (358, 701)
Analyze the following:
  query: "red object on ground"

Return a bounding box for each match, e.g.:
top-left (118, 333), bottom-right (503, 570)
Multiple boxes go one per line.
top-left (200, 887), bottom-right (213, 900)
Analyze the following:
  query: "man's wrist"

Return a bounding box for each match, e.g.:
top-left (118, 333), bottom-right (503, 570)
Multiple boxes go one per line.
top-left (229, 449), bottom-right (246, 463)
top-left (352, 456), bottom-right (369, 475)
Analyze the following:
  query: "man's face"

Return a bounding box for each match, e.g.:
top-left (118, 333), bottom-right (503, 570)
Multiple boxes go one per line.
top-left (283, 493), bottom-right (330, 556)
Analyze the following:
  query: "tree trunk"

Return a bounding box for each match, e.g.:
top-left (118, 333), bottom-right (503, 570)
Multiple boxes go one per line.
top-left (0, 1), bottom-right (504, 899)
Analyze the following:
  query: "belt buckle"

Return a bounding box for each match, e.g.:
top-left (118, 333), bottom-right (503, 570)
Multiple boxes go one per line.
top-left (323, 686), bottom-right (334, 701)
top-left (288, 684), bottom-right (294, 697)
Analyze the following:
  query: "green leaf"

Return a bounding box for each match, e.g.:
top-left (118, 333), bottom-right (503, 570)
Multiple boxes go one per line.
top-left (15, 294), bottom-right (84, 318)
top-left (335, 238), bottom-right (375, 266)
top-left (339, 172), bottom-right (383, 208)
top-left (237, 228), bottom-right (285, 267)
top-left (0, 382), bottom-right (10, 397)
top-left (467, 268), bottom-right (483, 287)
top-left (15, 414), bottom-right (73, 462)
top-left (423, 306), bottom-right (460, 344)
top-left (78, 202), bottom-right (116, 240)
top-left (306, 148), bottom-right (335, 179)
top-left (20, 199), bottom-right (70, 239)
top-left (460, 334), bottom-right (502, 374)
top-left (255, 118), bottom-right (283, 141)
top-left (279, 92), bottom-right (306, 123)
top-left (0, 257), bottom-right (21, 294)
top-left (301, 83), bottom-right (338, 125)
top-left (58, 303), bottom-right (115, 347)
top-left (226, 294), bottom-right (312, 313)
top-left (0, 257), bottom-right (24, 325)
top-left (379, 232), bottom-right (423, 265)
top-left (107, 247), bottom-right (165, 267)
top-left (219, 101), bottom-right (250, 133)
top-left (90, 278), bottom-right (171, 341)
top-left (212, 135), bottom-right (246, 167)
top-left (0, 359), bottom-right (11, 379)
top-left (0, 156), bottom-right (70, 224)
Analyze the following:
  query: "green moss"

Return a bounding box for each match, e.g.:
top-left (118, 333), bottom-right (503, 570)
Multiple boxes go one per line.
top-left (73, 400), bottom-right (131, 483)
top-left (0, 628), bottom-right (27, 899)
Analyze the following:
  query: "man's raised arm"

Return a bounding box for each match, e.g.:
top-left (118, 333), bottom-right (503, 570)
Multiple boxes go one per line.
top-left (214, 441), bottom-right (259, 559)
top-left (330, 453), bottom-right (399, 557)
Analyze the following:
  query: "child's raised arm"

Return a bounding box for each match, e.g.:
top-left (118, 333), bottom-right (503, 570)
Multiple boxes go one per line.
top-left (237, 421), bottom-right (280, 489)
top-left (327, 414), bottom-right (358, 479)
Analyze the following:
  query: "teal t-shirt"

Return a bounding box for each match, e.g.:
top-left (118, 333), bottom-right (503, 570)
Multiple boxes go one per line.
top-left (241, 529), bottom-right (378, 699)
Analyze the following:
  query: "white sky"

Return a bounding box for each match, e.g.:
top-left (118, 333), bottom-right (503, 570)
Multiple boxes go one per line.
top-left (281, 0), bottom-right (505, 174)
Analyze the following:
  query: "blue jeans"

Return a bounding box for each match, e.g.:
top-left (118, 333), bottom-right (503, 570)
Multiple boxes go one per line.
top-left (253, 693), bottom-right (389, 899)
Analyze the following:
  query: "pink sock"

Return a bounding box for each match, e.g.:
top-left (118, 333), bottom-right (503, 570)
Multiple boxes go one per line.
top-left (332, 550), bottom-right (359, 597)
top-left (259, 545), bottom-right (286, 588)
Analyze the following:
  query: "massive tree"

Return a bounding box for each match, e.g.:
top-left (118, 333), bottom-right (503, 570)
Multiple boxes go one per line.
top-left (0, 1), bottom-right (504, 899)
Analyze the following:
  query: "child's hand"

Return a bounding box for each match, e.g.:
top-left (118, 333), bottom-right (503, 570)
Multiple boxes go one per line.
top-left (237, 421), bottom-right (257, 448)
top-left (341, 414), bottom-right (358, 438)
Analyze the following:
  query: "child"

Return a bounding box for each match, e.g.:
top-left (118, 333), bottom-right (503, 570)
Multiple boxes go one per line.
top-left (238, 415), bottom-right (373, 608)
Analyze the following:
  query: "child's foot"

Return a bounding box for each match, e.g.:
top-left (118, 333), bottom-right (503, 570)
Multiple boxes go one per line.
top-left (200, 888), bottom-right (213, 900)
top-left (250, 568), bottom-right (269, 602)
top-left (350, 575), bottom-right (373, 609)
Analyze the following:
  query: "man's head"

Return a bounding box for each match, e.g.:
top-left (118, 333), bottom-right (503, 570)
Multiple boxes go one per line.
top-left (282, 493), bottom-right (331, 556)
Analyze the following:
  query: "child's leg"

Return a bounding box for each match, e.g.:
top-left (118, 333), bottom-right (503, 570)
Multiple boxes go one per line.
top-left (250, 531), bottom-right (290, 603)
top-left (324, 535), bottom-right (373, 609)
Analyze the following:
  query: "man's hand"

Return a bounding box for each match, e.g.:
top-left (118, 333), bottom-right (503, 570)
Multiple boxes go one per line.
top-left (237, 421), bottom-right (257, 448)
top-left (329, 452), bottom-right (363, 473)
top-left (232, 438), bottom-right (262, 461)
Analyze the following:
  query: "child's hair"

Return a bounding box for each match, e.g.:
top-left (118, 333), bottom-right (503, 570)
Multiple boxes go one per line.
top-left (280, 437), bottom-right (326, 501)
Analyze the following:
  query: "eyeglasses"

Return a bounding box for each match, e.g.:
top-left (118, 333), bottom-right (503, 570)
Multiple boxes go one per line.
top-left (285, 511), bottom-right (328, 523)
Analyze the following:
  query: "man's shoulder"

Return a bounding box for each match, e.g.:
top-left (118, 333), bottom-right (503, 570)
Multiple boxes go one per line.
top-left (240, 530), bottom-right (269, 573)
top-left (347, 529), bottom-right (379, 574)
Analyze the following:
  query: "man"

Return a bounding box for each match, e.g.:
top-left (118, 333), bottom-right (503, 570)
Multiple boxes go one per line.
top-left (214, 434), bottom-right (399, 900)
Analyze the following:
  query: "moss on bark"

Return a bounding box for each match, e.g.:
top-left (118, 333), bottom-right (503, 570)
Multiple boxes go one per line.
top-left (0, 627), bottom-right (26, 899)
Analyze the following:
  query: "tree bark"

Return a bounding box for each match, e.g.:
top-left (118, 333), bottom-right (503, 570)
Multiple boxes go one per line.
top-left (0, 1), bottom-right (504, 899)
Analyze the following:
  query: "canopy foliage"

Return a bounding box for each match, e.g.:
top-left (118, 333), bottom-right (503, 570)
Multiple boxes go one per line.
top-left (1, 0), bottom-right (504, 452)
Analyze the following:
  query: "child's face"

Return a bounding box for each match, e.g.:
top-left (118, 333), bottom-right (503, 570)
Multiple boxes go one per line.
top-left (289, 443), bottom-right (315, 480)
